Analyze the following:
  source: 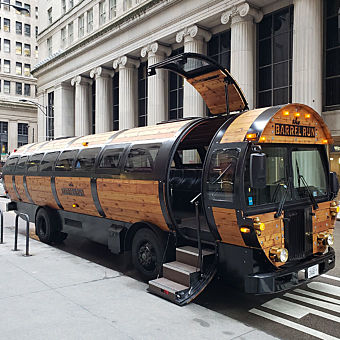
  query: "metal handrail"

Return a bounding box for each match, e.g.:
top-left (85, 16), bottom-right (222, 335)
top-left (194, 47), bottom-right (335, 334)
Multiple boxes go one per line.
top-left (13, 213), bottom-right (31, 256)
top-left (190, 193), bottom-right (203, 273)
top-left (0, 210), bottom-right (3, 244)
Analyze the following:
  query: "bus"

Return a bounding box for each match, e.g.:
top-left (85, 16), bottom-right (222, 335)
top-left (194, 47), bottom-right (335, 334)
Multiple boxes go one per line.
top-left (2, 53), bottom-right (339, 305)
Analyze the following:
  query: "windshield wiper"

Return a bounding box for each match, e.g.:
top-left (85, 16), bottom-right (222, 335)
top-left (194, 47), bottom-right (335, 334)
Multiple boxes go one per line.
top-left (274, 182), bottom-right (290, 218)
top-left (295, 159), bottom-right (319, 210)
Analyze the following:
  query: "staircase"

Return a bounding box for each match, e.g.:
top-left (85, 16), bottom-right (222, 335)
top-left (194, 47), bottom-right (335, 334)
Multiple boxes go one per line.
top-left (148, 245), bottom-right (216, 305)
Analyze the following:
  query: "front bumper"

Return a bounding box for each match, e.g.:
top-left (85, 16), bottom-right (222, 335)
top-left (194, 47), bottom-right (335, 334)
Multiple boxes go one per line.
top-left (245, 248), bottom-right (335, 294)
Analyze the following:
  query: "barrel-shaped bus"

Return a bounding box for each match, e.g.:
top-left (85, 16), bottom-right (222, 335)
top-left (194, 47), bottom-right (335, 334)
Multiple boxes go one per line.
top-left (2, 53), bottom-right (338, 305)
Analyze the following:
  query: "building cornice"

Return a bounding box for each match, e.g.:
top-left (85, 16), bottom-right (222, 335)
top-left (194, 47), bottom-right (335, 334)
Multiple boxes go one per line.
top-left (221, 1), bottom-right (263, 24)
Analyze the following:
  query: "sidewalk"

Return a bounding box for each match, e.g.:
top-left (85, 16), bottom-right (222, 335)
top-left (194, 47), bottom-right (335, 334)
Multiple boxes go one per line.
top-left (0, 209), bottom-right (277, 340)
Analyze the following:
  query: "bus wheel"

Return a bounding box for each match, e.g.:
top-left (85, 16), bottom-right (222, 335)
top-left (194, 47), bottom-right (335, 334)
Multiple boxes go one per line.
top-left (35, 208), bottom-right (61, 244)
top-left (132, 228), bottom-right (165, 281)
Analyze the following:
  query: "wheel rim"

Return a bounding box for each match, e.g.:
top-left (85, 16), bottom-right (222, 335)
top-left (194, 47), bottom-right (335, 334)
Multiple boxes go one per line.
top-left (38, 217), bottom-right (47, 237)
top-left (138, 241), bottom-right (157, 272)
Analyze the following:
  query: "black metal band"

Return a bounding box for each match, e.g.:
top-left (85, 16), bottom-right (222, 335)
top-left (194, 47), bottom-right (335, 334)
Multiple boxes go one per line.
top-left (158, 180), bottom-right (173, 230)
top-left (91, 178), bottom-right (106, 217)
top-left (23, 176), bottom-right (34, 204)
top-left (12, 175), bottom-right (21, 201)
top-left (51, 176), bottom-right (63, 209)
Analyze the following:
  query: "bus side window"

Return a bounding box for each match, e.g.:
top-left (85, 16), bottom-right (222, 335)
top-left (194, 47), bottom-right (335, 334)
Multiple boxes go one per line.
top-left (40, 151), bottom-right (60, 172)
top-left (3, 156), bottom-right (18, 173)
top-left (15, 155), bottom-right (28, 174)
top-left (55, 150), bottom-right (78, 171)
top-left (74, 148), bottom-right (101, 171)
top-left (124, 145), bottom-right (160, 172)
top-left (99, 148), bottom-right (123, 169)
top-left (27, 153), bottom-right (44, 173)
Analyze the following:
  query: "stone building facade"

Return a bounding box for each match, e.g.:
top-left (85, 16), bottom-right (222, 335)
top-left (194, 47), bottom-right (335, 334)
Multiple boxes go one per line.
top-left (33, 0), bottom-right (340, 172)
top-left (0, 0), bottom-right (38, 157)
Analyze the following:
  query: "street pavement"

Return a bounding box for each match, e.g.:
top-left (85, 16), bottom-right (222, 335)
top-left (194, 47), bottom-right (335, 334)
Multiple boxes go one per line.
top-left (0, 197), bottom-right (339, 339)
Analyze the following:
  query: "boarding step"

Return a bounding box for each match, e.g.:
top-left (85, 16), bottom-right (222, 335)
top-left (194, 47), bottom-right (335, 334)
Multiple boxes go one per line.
top-left (148, 277), bottom-right (189, 303)
top-left (148, 246), bottom-right (217, 305)
top-left (176, 246), bottom-right (215, 269)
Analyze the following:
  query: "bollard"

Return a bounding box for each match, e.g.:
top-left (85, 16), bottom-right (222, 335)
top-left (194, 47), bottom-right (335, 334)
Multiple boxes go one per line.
top-left (0, 210), bottom-right (3, 244)
top-left (13, 213), bottom-right (31, 256)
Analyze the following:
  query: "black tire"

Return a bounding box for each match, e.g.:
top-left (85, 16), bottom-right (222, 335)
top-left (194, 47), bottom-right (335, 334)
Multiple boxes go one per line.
top-left (132, 228), bottom-right (166, 281)
top-left (35, 208), bottom-right (63, 244)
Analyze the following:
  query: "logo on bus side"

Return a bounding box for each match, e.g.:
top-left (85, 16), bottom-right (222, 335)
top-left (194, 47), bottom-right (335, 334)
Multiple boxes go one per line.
top-left (61, 188), bottom-right (85, 196)
top-left (275, 123), bottom-right (315, 138)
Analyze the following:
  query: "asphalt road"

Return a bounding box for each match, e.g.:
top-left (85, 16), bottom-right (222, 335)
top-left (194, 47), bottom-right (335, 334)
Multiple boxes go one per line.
top-left (50, 220), bottom-right (340, 340)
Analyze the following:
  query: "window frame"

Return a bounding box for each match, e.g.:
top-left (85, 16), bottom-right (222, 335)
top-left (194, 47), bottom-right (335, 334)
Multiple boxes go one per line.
top-left (40, 151), bottom-right (60, 172)
top-left (27, 153), bottom-right (44, 173)
top-left (96, 144), bottom-right (128, 175)
top-left (74, 147), bottom-right (101, 172)
top-left (55, 149), bottom-right (79, 172)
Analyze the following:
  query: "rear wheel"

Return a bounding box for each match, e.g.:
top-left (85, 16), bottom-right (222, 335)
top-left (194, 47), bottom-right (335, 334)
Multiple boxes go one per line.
top-left (35, 208), bottom-right (66, 244)
top-left (132, 228), bottom-right (166, 281)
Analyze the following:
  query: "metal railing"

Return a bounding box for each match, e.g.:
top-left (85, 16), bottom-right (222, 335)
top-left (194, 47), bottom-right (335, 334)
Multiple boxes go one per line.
top-left (13, 213), bottom-right (31, 256)
top-left (0, 210), bottom-right (3, 244)
top-left (190, 193), bottom-right (203, 273)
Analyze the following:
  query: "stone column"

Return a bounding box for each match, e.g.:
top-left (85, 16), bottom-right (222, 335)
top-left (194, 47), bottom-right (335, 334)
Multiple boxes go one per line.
top-left (90, 67), bottom-right (114, 133)
top-left (176, 25), bottom-right (211, 118)
top-left (221, 2), bottom-right (263, 110)
top-left (113, 56), bottom-right (140, 130)
top-left (292, 0), bottom-right (322, 113)
top-left (36, 92), bottom-right (46, 142)
top-left (54, 83), bottom-right (75, 138)
top-left (141, 42), bottom-right (171, 125)
top-left (8, 120), bottom-right (18, 153)
top-left (71, 76), bottom-right (92, 136)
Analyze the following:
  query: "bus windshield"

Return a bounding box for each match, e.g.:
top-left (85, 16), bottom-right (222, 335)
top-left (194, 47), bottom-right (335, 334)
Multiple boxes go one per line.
top-left (244, 145), bottom-right (328, 208)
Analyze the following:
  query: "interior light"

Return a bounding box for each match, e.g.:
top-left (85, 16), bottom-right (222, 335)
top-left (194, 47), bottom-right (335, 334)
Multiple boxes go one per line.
top-left (240, 227), bottom-right (251, 233)
top-left (294, 112), bottom-right (300, 117)
top-left (305, 113), bottom-right (311, 119)
top-left (283, 111), bottom-right (289, 116)
top-left (330, 158), bottom-right (334, 161)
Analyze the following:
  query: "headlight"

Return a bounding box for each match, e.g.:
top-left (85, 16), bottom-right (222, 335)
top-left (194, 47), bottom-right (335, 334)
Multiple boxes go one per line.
top-left (317, 232), bottom-right (334, 246)
top-left (327, 234), bottom-right (334, 246)
top-left (269, 247), bottom-right (289, 263)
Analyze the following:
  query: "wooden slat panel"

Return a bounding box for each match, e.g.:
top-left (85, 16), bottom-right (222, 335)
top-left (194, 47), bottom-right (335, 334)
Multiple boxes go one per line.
top-left (55, 177), bottom-right (100, 217)
top-left (220, 108), bottom-right (267, 143)
top-left (3, 175), bottom-right (17, 200)
top-left (212, 207), bottom-right (245, 246)
top-left (26, 176), bottom-right (59, 209)
top-left (69, 132), bottom-right (115, 148)
top-left (15, 175), bottom-right (30, 202)
top-left (97, 178), bottom-right (168, 230)
top-left (39, 137), bottom-right (77, 152)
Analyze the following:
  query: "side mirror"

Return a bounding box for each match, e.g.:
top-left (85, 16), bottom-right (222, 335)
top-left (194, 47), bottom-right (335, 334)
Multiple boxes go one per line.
top-left (250, 153), bottom-right (266, 189)
top-left (329, 172), bottom-right (339, 199)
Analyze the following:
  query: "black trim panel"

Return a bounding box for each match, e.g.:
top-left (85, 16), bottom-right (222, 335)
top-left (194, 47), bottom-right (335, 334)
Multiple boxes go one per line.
top-left (12, 175), bottom-right (21, 201)
top-left (23, 175), bottom-right (34, 204)
top-left (51, 176), bottom-right (63, 209)
top-left (91, 177), bottom-right (106, 217)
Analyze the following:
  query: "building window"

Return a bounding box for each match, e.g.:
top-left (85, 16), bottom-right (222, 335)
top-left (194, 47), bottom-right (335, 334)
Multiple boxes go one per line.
top-left (47, 37), bottom-right (52, 56)
top-left (207, 29), bottom-right (231, 70)
top-left (69, 0), bottom-right (74, 9)
top-left (4, 39), bottom-right (10, 52)
top-left (16, 62), bottom-right (22, 75)
top-left (0, 122), bottom-right (8, 155)
top-left (47, 7), bottom-right (52, 24)
top-left (2, 0), bottom-right (10, 11)
top-left (24, 83), bottom-right (30, 96)
top-left (24, 4), bottom-right (30, 17)
top-left (16, 42), bottom-right (22, 55)
top-left (68, 22), bottom-right (73, 44)
top-left (112, 74), bottom-right (119, 131)
top-left (35, 46), bottom-right (38, 58)
top-left (99, 1), bottom-right (106, 26)
top-left (24, 43), bottom-right (30, 56)
top-left (16, 21), bottom-right (22, 34)
top-left (35, 6), bottom-right (38, 19)
top-left (4, 80), bottom-right (10, 94)
top-left (138, 62), bottom-right (148, 127)
top-left (78, 14), bottom-right (84, 38)
top-left (24, 23), bottom-right (31, 36)
top-left (15, 1), bottom-right (22, 14)
top-left (123, 0), bottom-right (132, 11)
top-left (109, 0), bottom-right (117, 19)
top-left (257, 6), bottom-right (293, 108)
top-left (18, 123), bottom-right (28, 147)
top-left (324, 0), bottom-right (340, 108)
top-left (35, 26), bottom-right (38, 38)
top-left (4, 60), bottom-right (10, 73)
top-left (87, 9), bottom-right (93, 33)
top-left (4, 18), bottom-right (10, 32)
top-left (61, 27), bottom-right (66, 48)
top-left (16, 82), bottom-right (22, 95)
top-left (61, 0), bottom-right (66, 14)
top-left (92, 81), bottom-right (96, 133)
top-left (169, 48), bottom-right (184, 120)
top-left (47, 92), bottom-right (54, 140)
top-left (24, 63), bottom-right (30, 76)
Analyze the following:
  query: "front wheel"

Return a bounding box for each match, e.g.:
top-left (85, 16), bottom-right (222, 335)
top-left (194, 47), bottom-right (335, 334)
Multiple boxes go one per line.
top-left (132, 228), bottom-right (166, 281)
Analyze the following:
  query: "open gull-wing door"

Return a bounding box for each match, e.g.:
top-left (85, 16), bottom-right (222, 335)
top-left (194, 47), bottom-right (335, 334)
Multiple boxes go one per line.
top-left (148, 52), bottom-right (248, 115)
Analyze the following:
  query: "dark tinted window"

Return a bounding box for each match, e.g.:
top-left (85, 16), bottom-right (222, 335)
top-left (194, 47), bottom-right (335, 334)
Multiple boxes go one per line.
top-left (40, 151), bottom-right (60, 172)
top-left (3, 156), bottom-right (18, 173)
top-left (27, 153), bottom-right (44, 172)
top-left (75, 148), bottom-right (100, 171)
top-left (15, 155), bottom-right (28, 172)
top-left (99, 148), bottom-right (123, 169)
top-left (125, 145), bottom-right (160, 172)
top-left (55, 150), bottom-right (78, 171)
